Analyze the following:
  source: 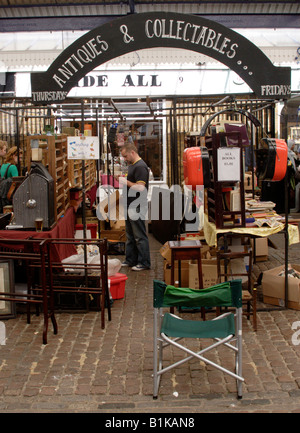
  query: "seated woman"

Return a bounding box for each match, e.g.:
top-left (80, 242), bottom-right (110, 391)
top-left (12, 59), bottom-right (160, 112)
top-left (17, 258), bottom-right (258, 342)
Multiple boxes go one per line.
top-left (0, 146), bottom-right (22, 178)
top-left (0, 140), bottom-right (7, 166)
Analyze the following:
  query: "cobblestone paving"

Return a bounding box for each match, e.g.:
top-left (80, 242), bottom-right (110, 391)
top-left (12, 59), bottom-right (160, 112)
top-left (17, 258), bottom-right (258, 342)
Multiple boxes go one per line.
top-left (0, 230), bottom-right (299, 413)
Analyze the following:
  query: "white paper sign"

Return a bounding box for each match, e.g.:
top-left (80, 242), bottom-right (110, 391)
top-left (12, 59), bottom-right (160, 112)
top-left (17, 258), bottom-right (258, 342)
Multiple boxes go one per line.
top-left (217, 147), bottom-right (241, 181)
top-left (67, 136), bottom-right (99, 160)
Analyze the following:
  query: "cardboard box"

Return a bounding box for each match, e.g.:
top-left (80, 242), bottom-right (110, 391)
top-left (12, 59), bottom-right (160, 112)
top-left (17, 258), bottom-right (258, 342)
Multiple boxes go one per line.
top-left (244, 172), bottom-right (253, 190)
top-left (189, 259), bottom-right (224, 289)
top-left (110, 219), bottom-right (125, 230)
top-left (262, 264), bottom-right (300, 310)
top-left (159, 242), bottom-right (172, 262)
top-left (159, 241), bottom-right (216, 263)
top-left (251, 237), bottom-right (268, 261)
top-left (164, 260), bottom-right (189, 287)
top-left (99, 229), bottom-right (126, 241)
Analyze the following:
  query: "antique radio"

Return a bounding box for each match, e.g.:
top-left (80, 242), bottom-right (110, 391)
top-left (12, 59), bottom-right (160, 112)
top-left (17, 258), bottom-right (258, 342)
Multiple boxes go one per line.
top-left (13, 162), bottom-right (55, 229)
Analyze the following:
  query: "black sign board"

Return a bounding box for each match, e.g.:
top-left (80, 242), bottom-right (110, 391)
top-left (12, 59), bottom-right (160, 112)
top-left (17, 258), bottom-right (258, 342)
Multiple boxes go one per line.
top-left (0, 73), bottom-right (15, 97)
top-left (30, 12), bottom-right (291, 104)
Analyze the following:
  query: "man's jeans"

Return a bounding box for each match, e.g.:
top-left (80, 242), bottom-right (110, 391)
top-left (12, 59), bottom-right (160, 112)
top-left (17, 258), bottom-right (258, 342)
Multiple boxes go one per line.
top-left (125, 215), bottom-right (151, 268)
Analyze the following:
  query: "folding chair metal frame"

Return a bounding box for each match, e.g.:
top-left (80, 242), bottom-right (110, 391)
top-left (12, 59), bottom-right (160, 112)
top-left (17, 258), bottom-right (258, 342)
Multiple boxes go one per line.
top-left (153, 279), bottom-right (244, 399)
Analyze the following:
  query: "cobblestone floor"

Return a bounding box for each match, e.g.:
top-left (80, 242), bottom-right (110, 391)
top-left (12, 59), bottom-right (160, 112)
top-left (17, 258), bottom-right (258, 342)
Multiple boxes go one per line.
top-left (0, 227), bottom-right (299, 414)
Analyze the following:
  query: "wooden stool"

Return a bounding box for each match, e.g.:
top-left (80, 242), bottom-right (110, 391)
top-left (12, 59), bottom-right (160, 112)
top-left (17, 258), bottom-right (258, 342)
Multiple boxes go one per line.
top-left (168, 239), bottom-right (203, 290)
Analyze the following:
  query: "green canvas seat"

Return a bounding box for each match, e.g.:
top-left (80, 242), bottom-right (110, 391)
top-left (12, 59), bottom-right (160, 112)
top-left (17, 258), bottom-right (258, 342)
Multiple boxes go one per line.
top-left (161, 311), bottom-right (235, 339)
top-left (153, 279), bottom-right (244, 399)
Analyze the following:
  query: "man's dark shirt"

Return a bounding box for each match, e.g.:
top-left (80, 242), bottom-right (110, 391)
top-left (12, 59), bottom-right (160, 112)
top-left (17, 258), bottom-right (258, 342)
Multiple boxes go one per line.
top-left (124, 158), bottom-right (149, 207)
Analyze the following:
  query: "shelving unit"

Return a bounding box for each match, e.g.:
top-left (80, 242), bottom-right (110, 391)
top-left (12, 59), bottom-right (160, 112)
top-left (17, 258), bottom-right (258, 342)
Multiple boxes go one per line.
top-left (67, 159), bottom-right (97, 191)
top-left (204, 131), bottom-right (246, 229)
top-left (26, 134), bottom-right (97, 221)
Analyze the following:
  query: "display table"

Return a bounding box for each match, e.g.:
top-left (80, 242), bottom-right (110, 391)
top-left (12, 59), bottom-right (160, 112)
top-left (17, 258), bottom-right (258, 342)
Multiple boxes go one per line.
top-left (203, 213), bottom-right (299, 310)
top-left (0, 207), bottom-right (77, 262)
top-left (203, 213), bottom-right (299, 247)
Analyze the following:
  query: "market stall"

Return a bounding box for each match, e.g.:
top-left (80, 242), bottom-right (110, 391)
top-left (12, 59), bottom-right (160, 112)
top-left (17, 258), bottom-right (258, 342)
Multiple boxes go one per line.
top-left (0, 10), bottom-right (298, 337)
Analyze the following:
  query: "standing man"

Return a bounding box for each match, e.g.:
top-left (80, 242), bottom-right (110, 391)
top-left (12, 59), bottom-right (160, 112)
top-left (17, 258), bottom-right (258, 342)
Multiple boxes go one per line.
top-left (119, 143), bottom-right (151, 271)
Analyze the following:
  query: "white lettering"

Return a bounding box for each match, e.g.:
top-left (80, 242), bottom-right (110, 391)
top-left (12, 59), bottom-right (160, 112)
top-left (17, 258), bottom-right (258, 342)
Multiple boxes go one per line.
top-left (204, 28), bottom-right (216, 48)
top-left (144, 19), bottom-right (239, 61)
top-left (0, 322), bottom-right (5, 345)
top-left (183, 23), bottom-right (191, 41)
top-left (87, 38), bottom-right (102, 56)
top-left (32, 91), bottom-right (68, 102)
top-left (57, 65), bottom-right (74, 80)
top-left (190, 24), bottom-right (200, 43)
top-left (154, 19), bottom-right (162, 38)
top-left (176, 20), bottom-right (185, 40)
top-left (149, 418), bottom-right (195, 428)
top-left (145, 19), bottom-right (154, 38)
top-left (77, 47), bottom-right (93, 63)
top-left (52, 35), bottom-right (108, 89)
top-left (213, 33), bottom-right (223, 52)
top-left (105, 417), bottom-right (139, 431)
top-left (195, 26), bottom-right (208, 45)
top-left (53, 74), bottom-right (66, 89)
top-left (64, 57), bottom-right (79, 73)
top-left (292, 321), bottom-right (300, 346)
top-left (226, 43), bottom-right (238, 58)
top-left (218, 37), bottom-right (231, 54)
top-left (71, 53), bottom-right (84, 69)
top-left (261, 84), bottom-right (291, 96)
top-left (95, 36), bottom-right (109, 51)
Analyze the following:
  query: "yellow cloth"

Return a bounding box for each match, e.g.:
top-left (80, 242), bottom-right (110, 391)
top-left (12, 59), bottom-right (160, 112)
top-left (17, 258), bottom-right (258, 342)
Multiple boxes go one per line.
top-left (203, 213), bottom-right (299, 247)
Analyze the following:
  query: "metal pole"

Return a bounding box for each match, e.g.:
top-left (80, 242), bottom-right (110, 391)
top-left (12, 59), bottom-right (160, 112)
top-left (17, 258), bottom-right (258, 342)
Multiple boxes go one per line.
top-left (15, 109), bottom-right (21, 174)
top-left (284, 167), bottom-right (289, 308)
top-left (96, 106), bottom-right (102, 239)
top-left (81, 100), bottom-right (89, 305)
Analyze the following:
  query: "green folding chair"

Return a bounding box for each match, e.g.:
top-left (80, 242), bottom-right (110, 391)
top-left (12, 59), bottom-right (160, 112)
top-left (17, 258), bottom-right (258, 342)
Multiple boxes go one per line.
top-left (153, 279), bottom-right (244, 399)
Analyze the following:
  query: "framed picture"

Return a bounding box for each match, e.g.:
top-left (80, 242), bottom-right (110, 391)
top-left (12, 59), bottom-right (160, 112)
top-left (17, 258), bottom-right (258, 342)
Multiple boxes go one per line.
top-left (0, 259), bottom-right (16, 319)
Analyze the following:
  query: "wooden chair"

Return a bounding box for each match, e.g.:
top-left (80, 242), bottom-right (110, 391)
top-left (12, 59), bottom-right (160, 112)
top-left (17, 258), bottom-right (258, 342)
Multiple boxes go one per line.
top-left (41, 238), bottom-right (111, 330)
top-left (0, 238), bottom-right (57, 344)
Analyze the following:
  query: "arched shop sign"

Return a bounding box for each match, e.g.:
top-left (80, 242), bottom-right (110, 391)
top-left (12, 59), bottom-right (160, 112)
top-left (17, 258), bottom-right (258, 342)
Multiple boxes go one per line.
top-left (30, 12), bottom-right (291, 104)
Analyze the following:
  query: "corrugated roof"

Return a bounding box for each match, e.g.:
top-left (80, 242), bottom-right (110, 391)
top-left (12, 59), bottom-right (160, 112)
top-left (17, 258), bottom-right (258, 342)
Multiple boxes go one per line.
top-left (0, 1), bottom-right (299, 18)
top-left (0, 2), bottom-right (298, 71)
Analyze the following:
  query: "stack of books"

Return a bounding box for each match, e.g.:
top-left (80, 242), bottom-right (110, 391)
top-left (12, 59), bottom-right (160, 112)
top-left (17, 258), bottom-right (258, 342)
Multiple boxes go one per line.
top-left (245, 199), bottom-right (282, 228)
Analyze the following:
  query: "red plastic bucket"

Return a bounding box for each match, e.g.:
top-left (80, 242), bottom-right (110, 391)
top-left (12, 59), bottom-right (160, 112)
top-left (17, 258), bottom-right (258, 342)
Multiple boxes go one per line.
top-left (109, 273), bottom-right (128, 299)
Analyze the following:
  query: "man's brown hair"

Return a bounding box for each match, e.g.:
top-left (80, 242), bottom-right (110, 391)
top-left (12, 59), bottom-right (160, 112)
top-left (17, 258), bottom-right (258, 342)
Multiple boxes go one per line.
top-left (121, 143), bottom-right (138, 154)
